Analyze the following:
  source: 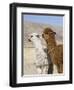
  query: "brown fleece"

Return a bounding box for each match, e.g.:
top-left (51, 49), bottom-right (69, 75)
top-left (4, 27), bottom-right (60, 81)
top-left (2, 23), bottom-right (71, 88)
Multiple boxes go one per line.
top-left (42, 28), bottom-right (63, 73)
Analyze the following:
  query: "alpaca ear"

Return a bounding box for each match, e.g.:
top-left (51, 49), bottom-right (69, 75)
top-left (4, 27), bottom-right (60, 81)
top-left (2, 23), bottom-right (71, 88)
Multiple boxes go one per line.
top-left (53, 32), bottom-right (56, 35)
top-left (49, 31), bottom-right (56, 35)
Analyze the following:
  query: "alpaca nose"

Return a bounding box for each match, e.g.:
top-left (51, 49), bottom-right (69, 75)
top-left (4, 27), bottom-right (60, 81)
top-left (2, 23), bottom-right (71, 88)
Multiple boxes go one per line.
top-left (28, 39), bottom-right (31, 42)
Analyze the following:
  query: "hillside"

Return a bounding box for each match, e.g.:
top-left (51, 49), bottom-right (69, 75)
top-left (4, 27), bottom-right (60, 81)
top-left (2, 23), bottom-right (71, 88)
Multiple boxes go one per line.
top-left (23, 21), bottom-right (63, 47)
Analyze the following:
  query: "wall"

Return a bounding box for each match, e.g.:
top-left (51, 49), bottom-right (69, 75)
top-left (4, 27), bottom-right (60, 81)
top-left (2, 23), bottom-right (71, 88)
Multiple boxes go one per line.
top-left (0, 0), bottom-right (74, 89)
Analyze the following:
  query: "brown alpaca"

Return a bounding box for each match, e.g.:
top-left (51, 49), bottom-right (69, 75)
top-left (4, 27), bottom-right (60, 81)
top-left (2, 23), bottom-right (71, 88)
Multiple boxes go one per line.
top-left (42, 28), bottom-right (63, 73)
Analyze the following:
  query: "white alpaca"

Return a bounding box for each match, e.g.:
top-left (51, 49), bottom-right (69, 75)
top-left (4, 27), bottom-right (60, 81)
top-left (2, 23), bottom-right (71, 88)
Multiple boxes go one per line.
top-left (28, 33), bottom-right (49, 74)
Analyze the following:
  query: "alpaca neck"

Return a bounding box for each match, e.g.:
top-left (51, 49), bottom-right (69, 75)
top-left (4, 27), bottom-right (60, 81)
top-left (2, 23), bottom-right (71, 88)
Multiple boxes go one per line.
top-left (46, 38), bottom-right (56, 51)
top-left (32, 39), bottom-right (43, 51)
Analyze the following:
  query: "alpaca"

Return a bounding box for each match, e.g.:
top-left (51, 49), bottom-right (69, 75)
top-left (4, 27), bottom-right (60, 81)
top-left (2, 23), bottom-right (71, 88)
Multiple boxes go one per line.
top-left (28, 33), bottom-right (49, 74)
top-left (42, 28), bottom-right (63, 73)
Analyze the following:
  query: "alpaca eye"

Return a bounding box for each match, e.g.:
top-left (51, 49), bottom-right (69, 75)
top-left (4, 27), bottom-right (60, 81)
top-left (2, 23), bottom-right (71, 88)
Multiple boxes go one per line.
top-left (47, 32), bottom-right (49, 34)
top-left (45, 32), bottom-right (48, 34)
top-left (36, 35), bottom-right (39, 38)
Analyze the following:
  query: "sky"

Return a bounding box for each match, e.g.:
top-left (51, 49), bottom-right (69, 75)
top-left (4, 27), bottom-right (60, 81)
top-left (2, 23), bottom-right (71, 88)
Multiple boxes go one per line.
top-left (23, 14), bottom-right (63, 26)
